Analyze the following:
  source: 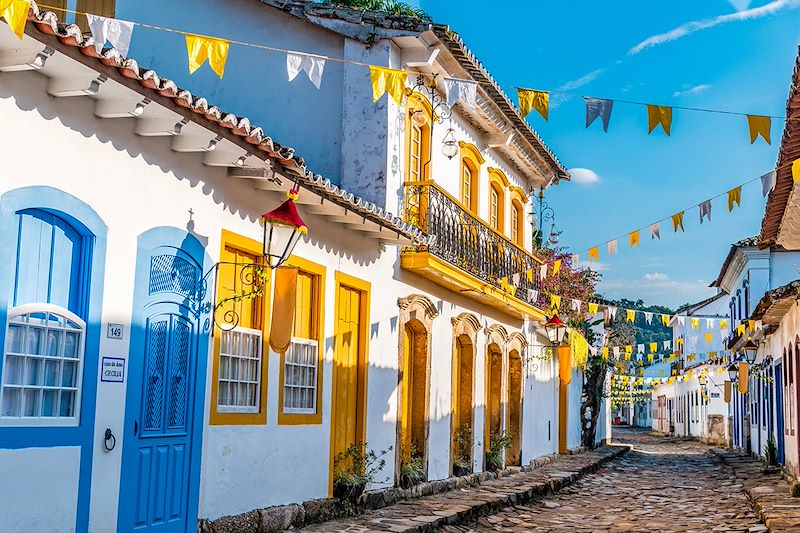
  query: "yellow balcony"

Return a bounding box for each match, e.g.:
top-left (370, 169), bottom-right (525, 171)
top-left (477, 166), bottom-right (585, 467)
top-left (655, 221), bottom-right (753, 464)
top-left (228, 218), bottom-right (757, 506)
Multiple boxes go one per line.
top-left (401, 181), bottom-right (546, 320)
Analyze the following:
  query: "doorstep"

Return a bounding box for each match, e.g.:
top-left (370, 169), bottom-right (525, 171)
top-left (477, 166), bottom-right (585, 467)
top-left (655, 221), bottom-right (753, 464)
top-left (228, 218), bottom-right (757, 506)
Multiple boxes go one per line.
top-left (711, 448), bottom-right (800, 532)
top-left (199, 445), bottom-right (628, 533)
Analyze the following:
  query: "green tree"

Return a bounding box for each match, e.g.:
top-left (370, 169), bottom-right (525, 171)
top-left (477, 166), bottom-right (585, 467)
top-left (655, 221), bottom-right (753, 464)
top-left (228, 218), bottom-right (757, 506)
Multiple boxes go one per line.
top-left (321, 0), bottom-right (431, 20)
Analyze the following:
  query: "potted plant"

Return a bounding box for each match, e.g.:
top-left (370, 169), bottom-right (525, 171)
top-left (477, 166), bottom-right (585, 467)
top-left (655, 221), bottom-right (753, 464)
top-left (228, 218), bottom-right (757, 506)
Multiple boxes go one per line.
top-left (485, 431), bottom-right (512, 472)
top-left (332, 442), bottom-right (390, 500)
top-left (452, 423), bottom-right (473, 477)
top-left (764, 436), bottom-right (779, 469)
top-left (399, 444), bottom-right (426, 488)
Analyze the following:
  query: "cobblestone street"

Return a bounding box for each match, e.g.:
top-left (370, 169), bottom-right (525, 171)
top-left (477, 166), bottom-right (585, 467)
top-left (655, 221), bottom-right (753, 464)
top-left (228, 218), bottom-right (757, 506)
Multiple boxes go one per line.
top-left (443, 427), bottom-right (766, 533)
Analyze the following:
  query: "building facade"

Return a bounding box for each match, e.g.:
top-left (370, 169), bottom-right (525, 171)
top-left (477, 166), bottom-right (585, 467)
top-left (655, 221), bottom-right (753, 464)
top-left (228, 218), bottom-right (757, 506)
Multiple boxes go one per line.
top-left (0, 3), bottom-right (600, 532)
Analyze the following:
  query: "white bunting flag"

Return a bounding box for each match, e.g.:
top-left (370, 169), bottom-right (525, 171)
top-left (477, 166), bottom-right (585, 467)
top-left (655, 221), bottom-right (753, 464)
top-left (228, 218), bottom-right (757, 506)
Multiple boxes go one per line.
top-left (86, 14), bottom-right (134, 57)
top-left (444, 77), bottom-right (478, 110)
top-left (676, 316), bottom-right (685, 326)
top-left (613, 347), bottom-right (621, 358)
top-left (705, 318), bottom-right (714, 329)
top-left (527, 289), bottom-right (539, 304)
top-left (699, 200), bottom-right (712, 224)
top-left (540, 264), bottom-right (547, 281)
top-left (511, 273), bottom-right (520, 286)
top-left (608, 240), bottom-right (618, 255)
top-left (287, 52), bottom-right (326, 89)
top-left (584, 97), bottom-right (614, 132)
top-left (572, 253), bottom-right (579, 265)
top-left (649, 223), bottom-right (660, 240)
top-left (663, 340), bottom-right (671, 350)
top-left (637, 344), bottom-right (644, 354)
top-left (571, 299), bottom-right (581, 312)
top-left (761, 170), bottom-right (777, 197)
top-left (606, 306), bottom-right (617, 321)
top-left (644, 312), bottom-right (653, 325)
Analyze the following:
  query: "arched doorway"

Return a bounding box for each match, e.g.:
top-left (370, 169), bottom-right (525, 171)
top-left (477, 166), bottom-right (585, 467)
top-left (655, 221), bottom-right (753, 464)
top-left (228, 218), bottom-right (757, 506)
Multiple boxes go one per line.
top-left (451, 313), bottom-right (480, 476)
top-left (396, 295), bottom-right (438, 485)
top-left (484, 325), bottom-right (507, 470)
top-left (507, 349), bottom-right (523, 466)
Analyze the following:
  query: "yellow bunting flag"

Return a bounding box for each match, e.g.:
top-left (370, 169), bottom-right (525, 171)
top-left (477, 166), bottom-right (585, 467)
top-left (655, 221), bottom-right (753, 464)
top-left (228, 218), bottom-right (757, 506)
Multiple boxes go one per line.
top-left (629, 230), bottom-right (640, 248)
top-left (646, 104), bottom-right (672, 135)
top-left (553, 259), bottom-right (562, 276)
top-left (1, 0), bottom-right (29, 39)
top-left (500, 276), bottom-right (509, 294)
top-left (588, 302), bottom-right (599, 315)
top-left (748, 319), bottom-right (755, 331)
top-left (602, 347), bottom-right (609, 360)
top-left (588, 246), bottom-right (599, 262)
top-left (724, 381), bottom-right (731, 403)
top-left (737, 324), bottom-right (745, 336)
top-left (671, 211), bottom-right (684, 232)
top-left (704, 332), bottom-right (713, 344)
top-left (661, 314), bottom-right (670, 326)
top-left (550, 294), bottom-right (561, 310)
top-left (793, 159), bottom-right (800, 184)
top-left (720, 319), bottom-right (728, 329)
top-left (518, 88), bottom-right (549, 120)
top-left (727, 186), bottom-right (742, 212)
top-left (649, 342), bottom-right (657, 353)
top-left (369, 66), bottom-right (408, 105)
top-left (626, 309), bottom-right (635, 323)
top-left (525, 268), bottom-right (533, 283)
top-left (186, 34), bottom-right (230, 78)
top-left (658, 370), bottom-right (664, 376)
top-left (691, 317), bottom-right (700, 330)
top-left (747, 115), bottom-right (771, 144)
top-left (738, 363), bottom-right (749, 394)
top-left (269, 266), bottom-right (298, 354)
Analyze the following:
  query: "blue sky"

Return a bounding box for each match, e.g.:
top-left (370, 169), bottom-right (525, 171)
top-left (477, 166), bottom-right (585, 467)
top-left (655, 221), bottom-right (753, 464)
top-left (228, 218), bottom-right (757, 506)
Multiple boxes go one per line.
top-left (420, 0), bottom-right (800, 309)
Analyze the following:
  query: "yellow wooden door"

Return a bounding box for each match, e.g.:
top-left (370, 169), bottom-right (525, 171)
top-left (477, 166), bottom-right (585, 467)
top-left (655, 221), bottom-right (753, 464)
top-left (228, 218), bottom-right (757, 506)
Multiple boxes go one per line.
top-left (331, 285), bottom-right (363, 478)
top-left (507, 352), bottom-right (522, 465)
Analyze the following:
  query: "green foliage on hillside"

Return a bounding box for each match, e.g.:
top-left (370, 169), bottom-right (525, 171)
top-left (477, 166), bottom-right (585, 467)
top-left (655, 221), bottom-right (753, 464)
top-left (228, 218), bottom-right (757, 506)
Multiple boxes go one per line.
top-left (607, 298), bottom-right (673, 347)
top-left (321, 0), bottom-right (432, 20)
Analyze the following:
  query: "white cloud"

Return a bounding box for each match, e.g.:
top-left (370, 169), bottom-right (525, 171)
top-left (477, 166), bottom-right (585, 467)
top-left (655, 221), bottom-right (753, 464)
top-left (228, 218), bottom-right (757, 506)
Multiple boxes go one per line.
top-left (576, 260), bottom-right (610, 272)
top-left (558, 68), bottom-right (607, 91)
top-left (728, 0), bottom-right (752, 11)
top-left (599, 277), bottom-right (712, 308)
top-left (568, 168), bottom-right (601, 185)
top-left (644, 272), bottom-right (670, 282)
top-left (672, 84), bottom-right (712, 97)
top-left (628, 0), bottom-right (800, 55)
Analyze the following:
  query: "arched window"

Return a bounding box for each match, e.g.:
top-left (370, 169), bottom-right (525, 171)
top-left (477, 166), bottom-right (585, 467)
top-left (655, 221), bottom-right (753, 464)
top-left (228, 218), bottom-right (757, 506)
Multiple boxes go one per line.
top-left (487, 168), bottom-right (509, 235)
top-left (406, 94), bottom-right (431, 182)
top-left (1, 209), bottom-right (91, 424)
top-left (459, 142), bottom-right (484, 214)
top-left (743, 280), bottom-right (750, 318)
top-left (510, 186), bottom-right (527, 247)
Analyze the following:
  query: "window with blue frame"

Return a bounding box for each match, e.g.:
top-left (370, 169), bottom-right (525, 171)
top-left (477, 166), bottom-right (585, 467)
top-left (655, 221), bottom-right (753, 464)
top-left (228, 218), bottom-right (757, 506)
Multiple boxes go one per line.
top-left (1, 209), bottom-right (90, 425)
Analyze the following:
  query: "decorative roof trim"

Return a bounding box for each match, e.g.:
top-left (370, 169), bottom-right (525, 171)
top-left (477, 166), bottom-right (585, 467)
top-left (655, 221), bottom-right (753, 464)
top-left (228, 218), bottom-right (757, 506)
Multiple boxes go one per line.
top-left (15, 2), bottom-right (431, 246)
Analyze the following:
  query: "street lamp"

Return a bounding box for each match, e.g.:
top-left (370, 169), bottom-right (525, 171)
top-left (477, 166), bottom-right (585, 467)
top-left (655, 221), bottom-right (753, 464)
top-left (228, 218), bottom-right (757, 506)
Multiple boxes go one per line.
top-left (727, 363), bottom-right (738, 382)
top-left (698, 373), bottom-right (707, 387)
top-left (543, 313), bottom-right (569, 346)
top-left (261, 188), bottom-right (308, 269)
top-left (740, 338), bottom-right (759, 365)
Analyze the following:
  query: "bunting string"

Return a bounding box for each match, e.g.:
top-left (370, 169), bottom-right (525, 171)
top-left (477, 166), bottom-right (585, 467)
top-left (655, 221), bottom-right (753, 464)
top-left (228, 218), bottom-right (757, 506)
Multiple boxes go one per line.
top-left (21, 3), bottom-right (795, 131)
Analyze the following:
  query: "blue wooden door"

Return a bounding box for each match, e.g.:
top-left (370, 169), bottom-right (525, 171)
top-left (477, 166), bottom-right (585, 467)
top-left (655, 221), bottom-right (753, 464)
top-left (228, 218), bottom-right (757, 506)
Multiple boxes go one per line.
top-left (120, 239), bottom-right (207, 533)
top-left (776, 363), bottom-right (785, 464)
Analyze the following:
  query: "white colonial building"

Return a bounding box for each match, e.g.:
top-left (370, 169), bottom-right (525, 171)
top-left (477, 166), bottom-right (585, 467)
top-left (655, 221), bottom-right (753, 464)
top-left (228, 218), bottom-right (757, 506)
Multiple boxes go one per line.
top-left (0, 3), bottom-right (602, 533)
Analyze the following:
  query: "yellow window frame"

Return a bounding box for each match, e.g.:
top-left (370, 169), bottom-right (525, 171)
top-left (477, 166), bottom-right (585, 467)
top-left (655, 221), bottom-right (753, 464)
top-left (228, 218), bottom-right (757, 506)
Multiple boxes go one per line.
top-left (277, 255), bottom-right (326, 425)
top-left (209, 230), bottom-right (271, 426)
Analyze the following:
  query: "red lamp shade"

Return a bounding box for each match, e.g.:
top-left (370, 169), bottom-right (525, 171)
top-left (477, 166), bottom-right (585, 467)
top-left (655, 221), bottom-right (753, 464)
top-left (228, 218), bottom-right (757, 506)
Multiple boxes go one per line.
top-left (544, 313), bottom-right (568, 346)
top-left (261, 189), bottom-right (307, 268)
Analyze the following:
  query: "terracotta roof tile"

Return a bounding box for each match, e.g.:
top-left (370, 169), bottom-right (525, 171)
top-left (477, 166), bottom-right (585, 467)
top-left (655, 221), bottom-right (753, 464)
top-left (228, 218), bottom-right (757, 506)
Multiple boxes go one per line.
top-left (14, 1), bottom-right (430, 245)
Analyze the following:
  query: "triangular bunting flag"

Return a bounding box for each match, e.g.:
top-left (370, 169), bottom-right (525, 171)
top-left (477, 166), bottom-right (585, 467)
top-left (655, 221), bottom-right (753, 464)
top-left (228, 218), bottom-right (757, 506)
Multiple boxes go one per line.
top-left (588, 247), bottom-right (599, 262)
top-left (444, 78), bottom-right (477, 110)
top-left (629, 230), bottom-right (640, 248)
top-left (690, 318), bottom-right (699, 330)
top-left (646, 104), bottom-right (672, 135)
top-left (540, 264), bottom-right (548, 281)
top-left (370, 66), bottom-right (408, 105)
top-left (650, 223), bottom-right (661, 240)
top-left (649, 342), bottom-right (657, 353)
top-left (727, 186), bottom-right (742, 212)
top-left (571, 253), bottom-right (580, 265)
top-left (527, 289), bottom-right (539, 304)
top-left (705, 318), bottom-right (714, 329)
top-left (588, 302), bottom-right (599, 315)
top-left (705, 332), bottom-right (713, 343)
top-left (637, 344), bottom-right (644, 354)
top-left (571, 299), bottom-right (582, 312)
top-left (671, 212), bottom-right (684, 232)
top-left (585, 97), bottom-right (613, 132)
top-left (186, 34), bottom-right (230, 78)
top-left (1, 0), bottom-right (30, 39)
top-left (608, 240), bottom-right (618, 255)
top-left (553, 259), bottom-right (562, 276)
top-left (661, 314), bottom-right (670, 326)
top-left (525, 269), bottom-right (533, 283)
top-left (699, 200), bottom-right (712, 223)
top-left (760, 171), bottom-right (777, 197)
top-left (644, 312), bottom-right (653, 324)
top-left (287, 52), bottom-right (326, 89)
top-left (720, 319), bottom-right (728, 329)
top-left (550, 294), bottom-right (561, 310)
top-left (518, 88), bottom-right (549, 120)
top-left (663, 340), bottom-right (671, 350)
top-left (87, 14), bottom-right (134, 57)
top-left (746, 115), bottom-right (771, 145)
top-left (793, 159), bottom-right (800, 184)
top-left (626, 309), bottom-right (636, 323)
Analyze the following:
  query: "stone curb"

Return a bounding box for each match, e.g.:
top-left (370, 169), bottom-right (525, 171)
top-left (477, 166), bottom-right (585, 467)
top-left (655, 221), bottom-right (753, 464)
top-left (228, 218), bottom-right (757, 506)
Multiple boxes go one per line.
top-left (296, 445), bottom-right (629, 533)
top-left (710, 448), bottom-right (800, 532)
top-left (201, 445), bottom-right (629, 533)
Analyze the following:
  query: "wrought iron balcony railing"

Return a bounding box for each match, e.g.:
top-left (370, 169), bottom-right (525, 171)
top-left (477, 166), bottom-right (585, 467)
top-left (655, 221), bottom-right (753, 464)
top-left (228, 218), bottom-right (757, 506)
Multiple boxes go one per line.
top-left (403, 181), bottom-right (543, 304)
